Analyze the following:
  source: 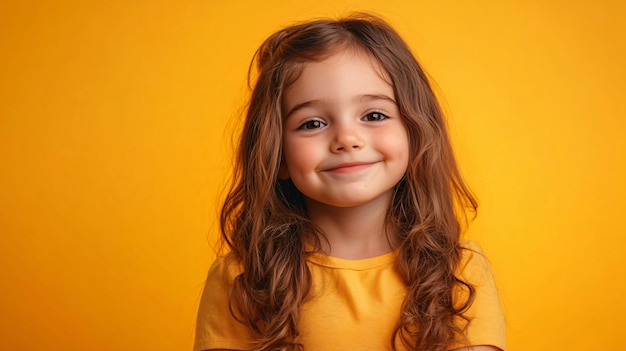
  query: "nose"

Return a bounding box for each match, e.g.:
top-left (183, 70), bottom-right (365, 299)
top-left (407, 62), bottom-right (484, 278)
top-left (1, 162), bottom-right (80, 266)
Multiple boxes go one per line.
top-left (330, 124), bottom-right (364, 153)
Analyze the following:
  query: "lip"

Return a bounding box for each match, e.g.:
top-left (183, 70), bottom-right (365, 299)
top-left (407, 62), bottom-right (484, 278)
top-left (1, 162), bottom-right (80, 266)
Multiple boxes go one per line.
top-left (323, 161), bottom-right (376, 173)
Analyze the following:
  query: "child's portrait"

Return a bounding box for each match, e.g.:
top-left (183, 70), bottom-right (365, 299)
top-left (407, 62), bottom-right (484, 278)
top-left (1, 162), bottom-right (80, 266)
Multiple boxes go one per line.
top-left (1, 1), bottom-right (624, 350)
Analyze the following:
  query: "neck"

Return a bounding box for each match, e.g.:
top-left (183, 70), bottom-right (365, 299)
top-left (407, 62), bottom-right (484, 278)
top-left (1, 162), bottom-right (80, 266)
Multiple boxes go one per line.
top-left (306, 193), bottom-right (397, 259)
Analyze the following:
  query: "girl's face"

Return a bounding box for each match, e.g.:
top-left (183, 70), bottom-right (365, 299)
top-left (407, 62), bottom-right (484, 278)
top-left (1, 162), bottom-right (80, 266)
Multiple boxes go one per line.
top-left (280, 48), bottom-right (409, 210)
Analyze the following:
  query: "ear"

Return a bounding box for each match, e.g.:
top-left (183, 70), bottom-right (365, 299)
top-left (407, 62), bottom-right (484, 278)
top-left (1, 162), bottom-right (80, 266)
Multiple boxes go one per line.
top-left (277, 161), bottom-right (290, 180)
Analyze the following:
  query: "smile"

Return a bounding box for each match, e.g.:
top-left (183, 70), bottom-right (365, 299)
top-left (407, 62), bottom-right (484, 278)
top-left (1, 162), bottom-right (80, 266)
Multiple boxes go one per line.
top-left (323, 162), bottom-right (377, 174)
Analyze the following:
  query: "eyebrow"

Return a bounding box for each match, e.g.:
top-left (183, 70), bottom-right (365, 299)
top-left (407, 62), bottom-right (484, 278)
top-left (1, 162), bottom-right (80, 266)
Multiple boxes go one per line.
top-left (284, 94), bottom-right (397, 119)
top-left (360, 94), bottom-right (396, 104)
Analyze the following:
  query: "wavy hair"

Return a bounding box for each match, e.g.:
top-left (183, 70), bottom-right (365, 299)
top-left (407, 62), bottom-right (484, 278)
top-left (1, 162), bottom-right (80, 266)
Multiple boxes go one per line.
top-left (220, 13), bottom-right (478, 351)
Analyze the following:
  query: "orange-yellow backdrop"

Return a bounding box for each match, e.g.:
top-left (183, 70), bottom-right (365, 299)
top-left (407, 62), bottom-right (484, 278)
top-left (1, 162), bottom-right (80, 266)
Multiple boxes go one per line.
top-left (1, 1), bottom-right (624, 350)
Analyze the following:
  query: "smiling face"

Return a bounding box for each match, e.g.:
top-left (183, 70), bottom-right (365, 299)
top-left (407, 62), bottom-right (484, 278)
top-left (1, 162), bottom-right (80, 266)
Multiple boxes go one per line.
top-left (280, 48), bottom-right (409, 211)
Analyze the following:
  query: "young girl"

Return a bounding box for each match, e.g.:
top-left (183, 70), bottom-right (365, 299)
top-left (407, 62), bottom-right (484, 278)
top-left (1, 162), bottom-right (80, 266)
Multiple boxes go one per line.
top-left (195, 13), bottom-right (505, 351)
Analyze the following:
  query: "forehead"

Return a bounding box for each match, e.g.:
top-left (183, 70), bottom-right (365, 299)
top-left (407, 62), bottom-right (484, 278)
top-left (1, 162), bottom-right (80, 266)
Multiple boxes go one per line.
top-left (282, 48), bottom-right (394, 111)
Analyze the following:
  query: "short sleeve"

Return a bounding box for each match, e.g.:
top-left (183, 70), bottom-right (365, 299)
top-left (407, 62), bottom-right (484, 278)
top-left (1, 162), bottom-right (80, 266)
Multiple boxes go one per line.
top-left (452, 241), bottom-right (507, 350)
top-left (194, 257), bottom-right (254, 351)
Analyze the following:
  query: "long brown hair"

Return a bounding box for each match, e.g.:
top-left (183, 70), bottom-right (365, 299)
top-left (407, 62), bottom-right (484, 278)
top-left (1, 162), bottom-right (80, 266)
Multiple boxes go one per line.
top-left (219, 13), bottom-right (478, 351)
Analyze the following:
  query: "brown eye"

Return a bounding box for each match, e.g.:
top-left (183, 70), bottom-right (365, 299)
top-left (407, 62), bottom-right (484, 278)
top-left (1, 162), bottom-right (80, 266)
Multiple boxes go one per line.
top-left (298, 119), bottom-right (327, 130)
top-left (362, 112), bottom-right (388, 122)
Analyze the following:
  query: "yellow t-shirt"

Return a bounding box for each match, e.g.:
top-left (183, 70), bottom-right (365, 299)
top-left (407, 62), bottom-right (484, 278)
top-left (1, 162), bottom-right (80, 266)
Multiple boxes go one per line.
top-left (194, 241), bottom-right (506, 351)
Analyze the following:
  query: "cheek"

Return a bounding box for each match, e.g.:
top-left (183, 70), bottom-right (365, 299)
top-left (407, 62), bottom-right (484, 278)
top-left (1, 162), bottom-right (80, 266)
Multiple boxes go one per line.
top-left (282, 137), bottom-right (320, 172)
top-left (383, 132), bottom-right (411, 175)
top-left (379, 129), bottom-right (410, 157)
top-left (282, 139), bottom-right (298, 168)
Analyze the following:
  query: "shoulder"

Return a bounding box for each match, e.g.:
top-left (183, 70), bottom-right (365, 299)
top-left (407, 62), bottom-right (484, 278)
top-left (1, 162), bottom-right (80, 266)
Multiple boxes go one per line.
top-left (198, 256), bottom-right (245, 316)
top-left (194, 257), bottom-right (252, 351)
top-left (457, 240), bottom-right (495, 285)
top-left (206, 256), bottom-right (242, 285)
top-left (459, 240), bottom-right (487, 266)
top-left (455, 240), bottom-right (507, 351)
top-left (197, 256), bottom-right (238, 319)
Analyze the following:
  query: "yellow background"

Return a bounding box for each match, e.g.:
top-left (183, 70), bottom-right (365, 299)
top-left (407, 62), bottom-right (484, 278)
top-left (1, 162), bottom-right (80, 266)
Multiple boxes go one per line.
top-left (1, 0), bottom-right (624, 350)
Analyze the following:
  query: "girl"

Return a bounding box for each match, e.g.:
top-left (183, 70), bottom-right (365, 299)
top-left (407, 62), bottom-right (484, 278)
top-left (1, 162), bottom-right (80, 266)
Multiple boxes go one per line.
top-left (195, 13), bottom-right (505, 351)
